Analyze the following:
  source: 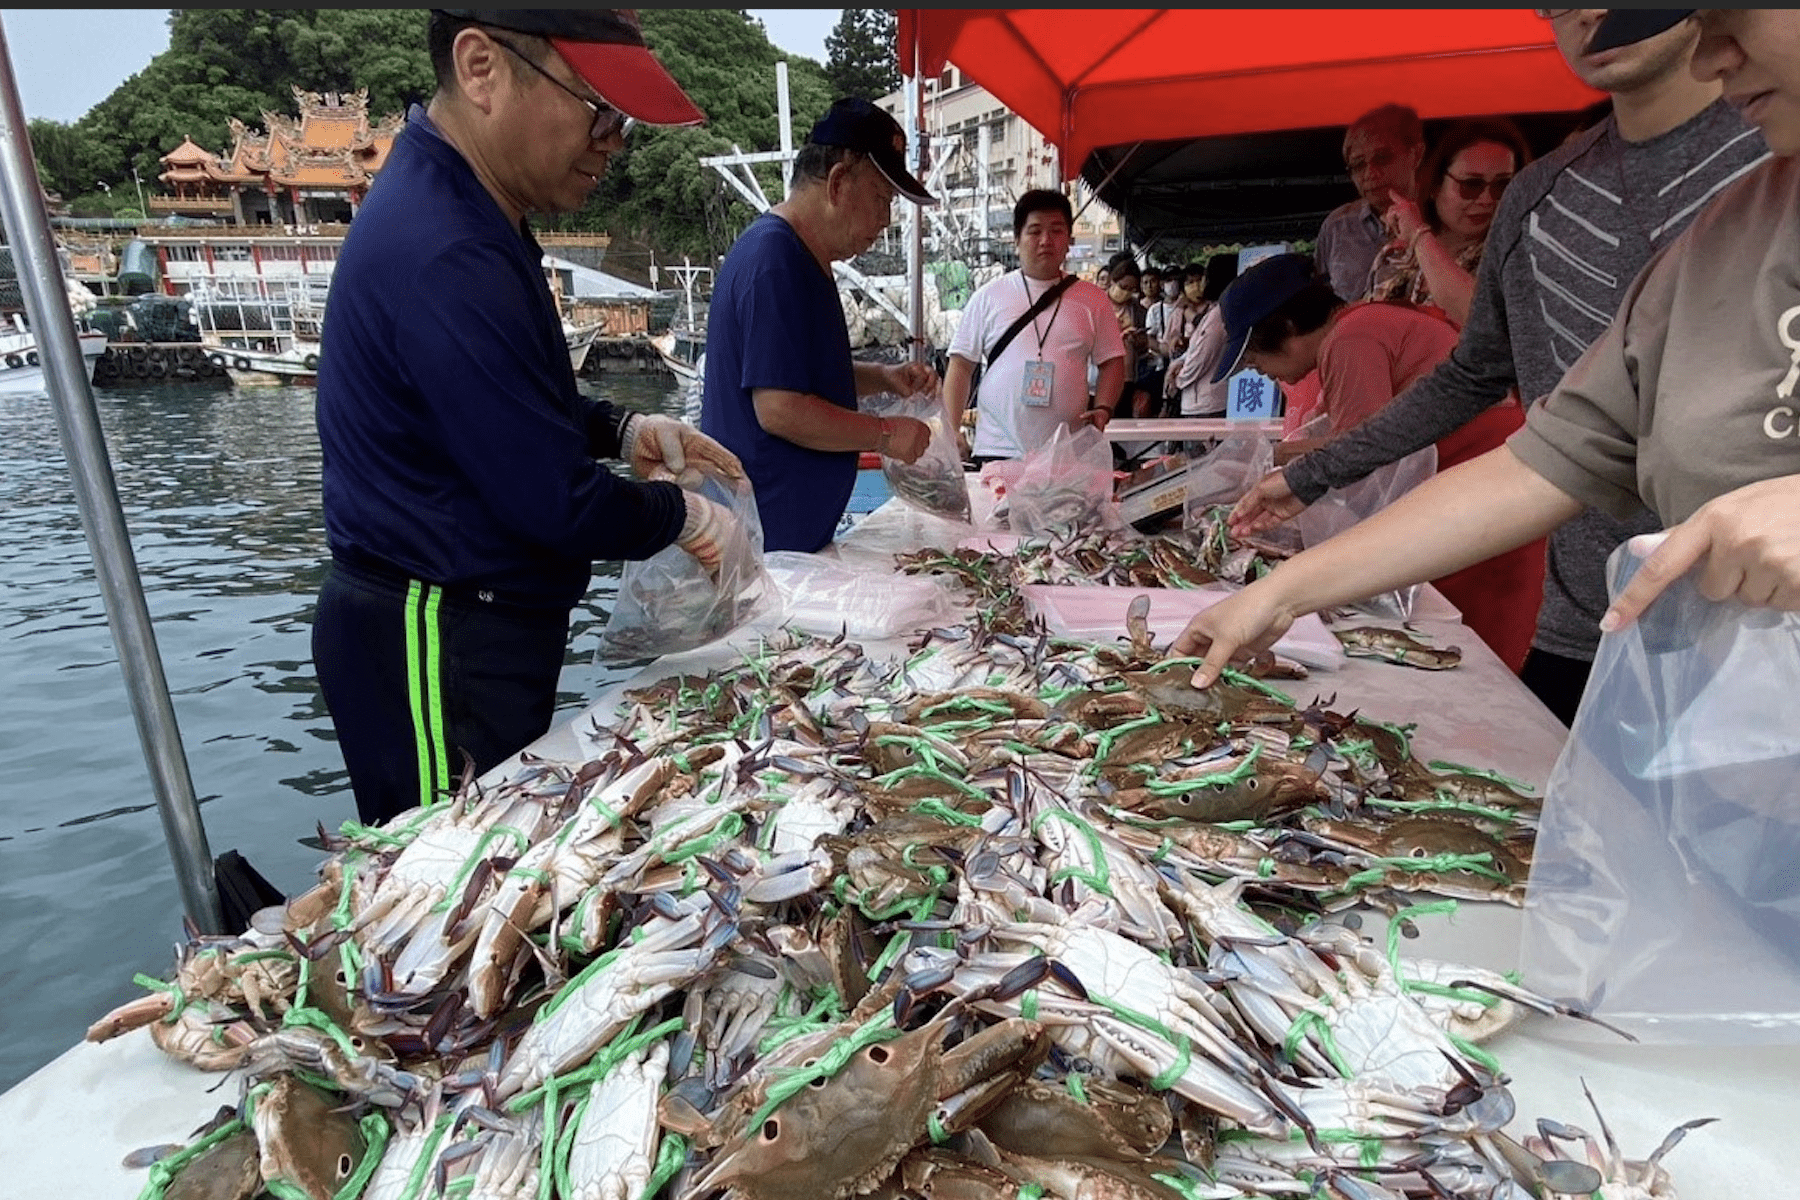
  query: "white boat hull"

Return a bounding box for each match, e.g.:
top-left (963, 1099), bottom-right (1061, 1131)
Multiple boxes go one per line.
top-left (0, 332), bottom-right (108, 396)
top-left (206, 345), bottom-right (320, 387)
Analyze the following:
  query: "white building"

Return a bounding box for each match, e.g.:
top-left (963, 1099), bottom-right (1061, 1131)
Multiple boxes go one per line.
top-left (877, 66), bottom-right (1124, 274)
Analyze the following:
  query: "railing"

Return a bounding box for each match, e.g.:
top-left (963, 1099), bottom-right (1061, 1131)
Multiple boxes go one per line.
top-left (147, 196), bottom-right (233, 215)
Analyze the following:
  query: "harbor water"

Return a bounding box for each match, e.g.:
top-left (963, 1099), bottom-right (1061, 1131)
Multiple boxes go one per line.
top-left (0, 372), bottom-right (684, 1091)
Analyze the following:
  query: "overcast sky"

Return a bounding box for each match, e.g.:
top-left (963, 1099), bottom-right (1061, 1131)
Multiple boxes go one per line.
top-left (2, 9), bottom-right (842, 124)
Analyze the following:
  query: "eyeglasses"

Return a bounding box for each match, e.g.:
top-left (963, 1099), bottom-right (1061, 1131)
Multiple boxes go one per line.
top-left (491, 35), bottom-right (633, 142)
top-left (1444, 173), bottom-right (1514, 201)
top-left (1533, 10), bottom-right (1574, 19)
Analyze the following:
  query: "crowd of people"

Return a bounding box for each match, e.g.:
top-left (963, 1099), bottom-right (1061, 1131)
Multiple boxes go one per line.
top-left (307, 7), bottom-right (1800, 821)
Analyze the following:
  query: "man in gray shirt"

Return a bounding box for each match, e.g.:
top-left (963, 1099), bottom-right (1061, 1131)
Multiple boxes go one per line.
top-left (1231, 9), bottom-right (1768, 723)
top-left (1313, 104), bottom-right (1425, 303)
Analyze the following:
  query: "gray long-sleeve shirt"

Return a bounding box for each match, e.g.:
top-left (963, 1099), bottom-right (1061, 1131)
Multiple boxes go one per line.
top-left (1284, 100), bottom-right (1768, 661)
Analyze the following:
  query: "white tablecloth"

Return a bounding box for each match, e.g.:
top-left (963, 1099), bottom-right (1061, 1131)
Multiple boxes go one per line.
top-left (8, 499), bottom-right (1793, 1199)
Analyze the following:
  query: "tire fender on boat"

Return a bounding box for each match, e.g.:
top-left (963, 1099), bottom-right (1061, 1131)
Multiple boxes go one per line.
top-left (3, 353), bottom-right (20, 370)
top-left (303, 353), bottom-right (320, 371)
top-left (25, 351), bottom-right (38, 367)
top-left (232, 356), bottom-right (252, 372)
top-left (207, 352), bottom-right (226, 367)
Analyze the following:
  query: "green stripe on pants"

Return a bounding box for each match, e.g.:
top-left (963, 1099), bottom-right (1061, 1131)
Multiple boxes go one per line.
top-left (404, 581), bottom-right (449, 809)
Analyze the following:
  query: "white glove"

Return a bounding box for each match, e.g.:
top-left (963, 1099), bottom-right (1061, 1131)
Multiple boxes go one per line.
top-left (627, 414), bottom-right (744, 488)
top-left (676, 491), bottom-right (736, 580)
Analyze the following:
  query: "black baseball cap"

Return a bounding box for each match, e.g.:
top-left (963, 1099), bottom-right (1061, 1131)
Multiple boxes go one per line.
top-left (436, 10), bottom-right (705, 126)
top-left (809, 98), bottom-right (937, 206)
top-left (1585, 10), bottom-right (1696, 55)
top-left (1212, 253), bottom-right (1325, 384)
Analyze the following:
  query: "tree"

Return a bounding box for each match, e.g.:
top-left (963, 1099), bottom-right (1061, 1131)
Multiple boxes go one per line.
top-left (825, 9), bottom-right (898, 103)
top-left (547, 9), bottom-right (838, 262)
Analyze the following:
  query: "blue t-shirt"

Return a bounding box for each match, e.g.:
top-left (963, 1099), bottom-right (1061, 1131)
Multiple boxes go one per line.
top-left (700, 213), bottom-right (857, 553)
top-left (316, 107), bottom-right (684, 609)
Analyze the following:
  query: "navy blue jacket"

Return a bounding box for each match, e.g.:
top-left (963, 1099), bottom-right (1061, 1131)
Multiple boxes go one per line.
top-left (317, 107), bottom-right (683, 609)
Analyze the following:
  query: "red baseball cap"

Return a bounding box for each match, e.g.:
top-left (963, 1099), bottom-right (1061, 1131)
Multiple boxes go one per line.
top-left (436, 10), bottom-right (705, 127)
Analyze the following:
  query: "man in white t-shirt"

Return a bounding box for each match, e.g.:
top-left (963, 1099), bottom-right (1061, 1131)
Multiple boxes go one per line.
top-left (944, 190), bottom-right (1126, 462)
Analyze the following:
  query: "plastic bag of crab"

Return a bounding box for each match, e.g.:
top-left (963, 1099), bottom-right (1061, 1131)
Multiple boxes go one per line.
top-left (97, 621), bottom-right (1708, 1200)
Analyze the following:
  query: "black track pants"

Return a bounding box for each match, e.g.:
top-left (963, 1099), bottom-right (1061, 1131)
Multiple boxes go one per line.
top-left (312, 559), bottom-right (570, 825)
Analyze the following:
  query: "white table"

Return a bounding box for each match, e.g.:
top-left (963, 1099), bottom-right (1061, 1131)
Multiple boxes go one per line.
top-left (8, 498), bottom-right (1794, 1200)
top-left (1104, 417), bottom-right (1284, 442)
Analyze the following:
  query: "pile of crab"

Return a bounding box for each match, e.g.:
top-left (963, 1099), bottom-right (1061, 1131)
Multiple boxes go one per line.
top-left (896, 509), bottom-right (1292, 599)
top-left (95, 619), bottom-right (1709, 1200)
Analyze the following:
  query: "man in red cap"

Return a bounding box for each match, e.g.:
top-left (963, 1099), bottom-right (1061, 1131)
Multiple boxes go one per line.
top-left (313, 11), bottom-right (744, 824)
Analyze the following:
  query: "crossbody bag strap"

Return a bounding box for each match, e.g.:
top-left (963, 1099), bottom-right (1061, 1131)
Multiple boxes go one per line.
top-left (985, 273), bottom-right (1077, 369)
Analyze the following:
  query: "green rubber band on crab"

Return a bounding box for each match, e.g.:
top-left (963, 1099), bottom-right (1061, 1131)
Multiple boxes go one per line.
top-left (1032, 808), bottom-right (1113, 897)
top-left (879, 763), bottom-right (989, 802)
top-left (1065, 1072), bottom-right (1089, 1104)
top-left (1144, 745), bottom-right (1263, 796)
top-left (1282, 1009), bottom-right (1353, 1078)
top-left (927, 1110), bottom-right (951, 1145)
top-left (282, 1002), bottom-right (363, 1063)
top-left (1150, 1172), bottom-right (1212, 1200)
top-left (909, 798), bottom-right (984, 828)
top-left (1425, 759), bottom-right (1536, 794)
top-left (1365, 796), bottom-right (1520, 824)
top-left (1088, 996), bottom-right (1191, 1090)
top-left (335, 1111), bottom-right (391, 1200)
top-left (639, 1130), bottom-right (690, 1200)
top-left (1017, 1186), bottom-right (1046, 1200)
top-left (393, 1112), bottom-right (454, 1200)
top-left (665, 812), bottom-right (747, 864)
top-left (1088, 713), bottom-right (1165, 767)
top-left (433, 823), bottom-right (533, 913)
top-left (1215, 668), bottom-right (1296, 705)
top-left (746, 1008), bottom-right (904, 1134)
top-left (1448, 1031), bottom-right (1504, 1076)
top-left (133, 1112), bottom-right (249, 1200)
top-left (1020, 989), bottom-right (1039, 1020)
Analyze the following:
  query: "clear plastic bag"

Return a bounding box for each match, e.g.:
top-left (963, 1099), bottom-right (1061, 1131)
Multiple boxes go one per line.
top-left (764, 550), bottom-right (959, 640)
top-left (861, 389), bottom-right (972, 522)
top-left (1521, 538), bottom-right (1800, 1043)
top-left (595, 473), bottom-right (766, 664)
top-left (1294, 445), bottom-right (1436, 619)
top-left (1007, 423), bottom-right (1124, 539)
top-left (1180, 433), bottom-right (1275, 527)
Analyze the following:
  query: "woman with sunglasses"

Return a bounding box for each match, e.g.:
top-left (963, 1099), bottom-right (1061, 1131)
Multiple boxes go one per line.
top-left (1368, 118), bottom-right (1533, 329)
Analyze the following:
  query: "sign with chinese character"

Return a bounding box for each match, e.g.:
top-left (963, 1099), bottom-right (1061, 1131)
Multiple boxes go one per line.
top-left (1227, 370), bottom-right (1281, 420)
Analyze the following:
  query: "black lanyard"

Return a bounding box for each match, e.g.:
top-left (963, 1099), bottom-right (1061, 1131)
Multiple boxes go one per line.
top-left (1022, 272), bottom-right (1066, 355)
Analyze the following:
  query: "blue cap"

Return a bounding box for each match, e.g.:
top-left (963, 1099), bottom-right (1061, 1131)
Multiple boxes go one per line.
top-left (1211, 253), bottom-right (1326, 384)
top-left (1585, 10), bottom-right (1696, 55)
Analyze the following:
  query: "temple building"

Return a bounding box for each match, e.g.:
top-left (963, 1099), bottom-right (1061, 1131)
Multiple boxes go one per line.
top-left (151, 87), bottom-right (403, 227)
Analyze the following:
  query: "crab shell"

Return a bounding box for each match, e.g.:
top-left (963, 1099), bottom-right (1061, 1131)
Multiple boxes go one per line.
top-left (695, 1016), bottom-right (1049, 1200)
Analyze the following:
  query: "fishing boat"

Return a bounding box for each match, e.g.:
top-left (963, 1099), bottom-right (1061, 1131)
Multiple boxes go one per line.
top-left (0, 315), bottom-right (107, 395)
top-left (649, 322), bottom-right (704, 386)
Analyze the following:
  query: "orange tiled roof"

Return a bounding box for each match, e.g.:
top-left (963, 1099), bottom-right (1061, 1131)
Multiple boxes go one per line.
top-left (156, 86), bottom-right (402, 197)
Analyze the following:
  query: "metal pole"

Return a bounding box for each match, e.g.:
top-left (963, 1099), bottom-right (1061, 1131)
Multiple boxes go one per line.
top-left (0, 17), bottom-right (222, 934)
top-left (775, 61), bottom-right (793, 201)
top-left (905, 53), bottom-right (926, 365)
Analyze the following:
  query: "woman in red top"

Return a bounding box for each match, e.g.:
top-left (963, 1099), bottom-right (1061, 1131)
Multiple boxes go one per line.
top-left (1218, 255), bottom-right (1544, 672)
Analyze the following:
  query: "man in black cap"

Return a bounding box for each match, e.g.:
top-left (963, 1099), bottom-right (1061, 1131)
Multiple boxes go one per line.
top-left (313, 11), bottom-right (747, 824)
top-left (701, 97), bottom-right (940, 553)
top-left (1225, 7), bottom-right (1767, 723)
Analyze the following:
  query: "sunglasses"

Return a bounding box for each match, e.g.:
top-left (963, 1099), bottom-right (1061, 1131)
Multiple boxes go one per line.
top-left (1444, 173), bottom-right (1514, 201)
top-left (491, 35), bottom-right (634, 141)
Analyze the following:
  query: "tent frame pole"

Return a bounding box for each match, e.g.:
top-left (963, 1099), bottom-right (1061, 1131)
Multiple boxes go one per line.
top-left (0, 16), bottom-right (223, 934)
top-left (906, 38), bottom-right (926, 365)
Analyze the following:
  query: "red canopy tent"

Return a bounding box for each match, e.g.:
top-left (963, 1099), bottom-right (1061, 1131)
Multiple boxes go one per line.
top-left (897, 9), bottom-right (1604, 180)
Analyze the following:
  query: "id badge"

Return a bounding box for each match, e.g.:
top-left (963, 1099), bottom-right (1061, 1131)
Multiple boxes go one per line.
top-left (1021, 358), bottom-right (1055, 408)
